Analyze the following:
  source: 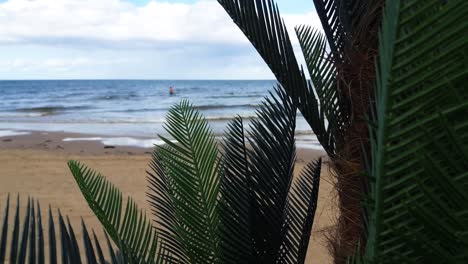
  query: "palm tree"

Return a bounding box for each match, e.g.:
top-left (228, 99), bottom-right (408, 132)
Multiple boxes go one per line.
top-left (69, 87), bottom-right (322, 263)
top-left (0, 195), bottom-right (120, 263)
top-left (68, 161), bottom-right (159, 263)
top-left (147, 88), bottom-right (321, 263)
top-left (364, 0), bottom-right (468, 262)
top-left (217, 0), bottom-right (468, 262)
top-left (216, 0), bottom-right (385, 260)
top-left (3, 0), bottom-right (466, 263)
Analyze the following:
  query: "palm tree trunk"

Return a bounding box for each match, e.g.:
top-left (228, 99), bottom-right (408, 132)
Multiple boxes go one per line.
top-left (327, 2), bottom-right (384, 260)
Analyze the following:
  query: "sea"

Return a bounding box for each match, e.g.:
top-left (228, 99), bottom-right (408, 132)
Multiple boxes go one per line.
top-left (0, 80), bottom-right (320, 149)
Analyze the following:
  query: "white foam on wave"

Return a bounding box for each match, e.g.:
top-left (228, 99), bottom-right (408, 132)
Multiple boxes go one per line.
top-left (63, 137), bottom-right (174, 148)
top-left (0, 112), bottom-right (44, 118)
top-left (63, 137), bottom-right (103, 142)
top-left (295, 133), bottom-right (324, 150)
top-left (296, 142), bottom-right (325, 150)
top-left (0, 130), bottom-right (30, 137)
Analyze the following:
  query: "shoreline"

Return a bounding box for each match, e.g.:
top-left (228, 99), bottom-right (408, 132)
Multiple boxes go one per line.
top-left (0, 130), bottom-right (334, 263)
top-left (0, 129), bottom-right (327, 157)
top-left (0, 130), bottom-right (155, 155)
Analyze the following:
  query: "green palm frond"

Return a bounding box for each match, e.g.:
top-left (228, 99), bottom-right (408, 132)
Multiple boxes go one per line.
top-left (311, 0), bottom-right (383, 59)
top-left (218, 117), bottom-right (253, 263)
top-left (0, 195), bottom-right (117, 263)
top-left (295, 26), bottom-right (347, 147)
top-left (147, 100), bottom-right (221, 263)
top-left (310, 0), bottom-right (348, 57)
top-left (219, 87), bottom-right (322, 264)
top-left (246, 88), bottom-right (299, 263)
top-left (218, 0), bottom-right (333, 154)
top-left (367, 0), bottom-right (468, 261)
top-left (68, 161), bottom-right (158, 263)
top-left (283, 159), bottom-right (321, 264)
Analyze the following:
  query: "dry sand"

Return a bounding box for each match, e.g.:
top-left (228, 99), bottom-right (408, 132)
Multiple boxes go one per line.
top-left (0, 131), bottom-right (336, 263)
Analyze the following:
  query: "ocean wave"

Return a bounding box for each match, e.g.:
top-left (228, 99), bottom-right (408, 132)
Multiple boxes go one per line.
top-left (295, 142), bottom-right (324, 150)
top-left (103, 104), bottom-right (261, 114)
top-left (206, 94), bottom-right (264, 99)
top-left (0, 115), bottom-right (258, 124)
top-left (205, 115), bottom-right (258, 121)
top-left (193, 104), bottom-right (261, 110)
top-left (295, 130), bottom-right (314, 136)
top-left (61, 136), bottom-right (322, 149)
top-left (14, 105), bottom-right (93, 116)
top-left (92, 93), bottom-right (139, 101)
top-left (109, 108), bottom-right (168, 113)
top-left (0, 130), bottom-right (30, 137)
top-left (188, 86), bottom-right (203, 90)
top-left (63, 137), bottom-right (176, 148)
top-left (0, 112), bottom-right (44, 118)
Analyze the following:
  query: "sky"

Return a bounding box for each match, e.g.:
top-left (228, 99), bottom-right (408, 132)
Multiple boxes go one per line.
top-left (0, 0), bottom-right (321, 80)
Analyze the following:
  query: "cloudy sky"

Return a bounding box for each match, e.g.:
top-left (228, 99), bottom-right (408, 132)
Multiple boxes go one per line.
top-left (0, 0), bottom-right (321, 80)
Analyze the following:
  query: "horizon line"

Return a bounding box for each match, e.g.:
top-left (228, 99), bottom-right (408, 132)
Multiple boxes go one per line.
top-left (0, 78), bottom-right (278, 81)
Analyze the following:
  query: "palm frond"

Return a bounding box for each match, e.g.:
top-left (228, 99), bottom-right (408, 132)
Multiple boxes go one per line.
top-left (246, 87), bottom-right (298, 263)
top-left (218, 116), bottom-right (254, 263)
top-left (295, 26), bottom-right (347, 147)
top-left (68, 161), bottom-right (158, 263)
top-left (367, 0), bottom-right (468, 261)
top-left (82, 220), bottom-right (99, 264)
top-left (218, 0), bottom-right (333, 154)
top-left (0, 194), bottom-right (10, 262)
top-left (147, 100), bottom-right (221, 263)
top-left (219, 87), bottom-right (322, 264)
top-left (310, 0), bottom-right (348, 57)
top-left (0, 195), bottom-right (116, 263)
top-left (283, 159), bottom-right (321, 264)
top-left (312, 0), bottom-right (383, 59)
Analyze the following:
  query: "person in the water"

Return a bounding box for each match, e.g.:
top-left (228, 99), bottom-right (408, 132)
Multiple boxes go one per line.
top-left (169, 86), bottom-right (174, 95)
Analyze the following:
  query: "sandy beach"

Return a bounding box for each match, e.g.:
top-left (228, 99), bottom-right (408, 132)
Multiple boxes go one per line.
top-left (0, 131), bottom-right (336, 263)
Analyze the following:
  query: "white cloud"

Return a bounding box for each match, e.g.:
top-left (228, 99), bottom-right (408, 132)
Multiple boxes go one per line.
top-left (0, 0), bottom-right (321, 46)
top-left (0, 0), bottom-right (323, 79)
top-left (0, 57), bottom-right (130, 72)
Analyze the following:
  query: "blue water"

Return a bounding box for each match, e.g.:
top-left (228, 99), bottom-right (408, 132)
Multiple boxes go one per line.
top-left (0, 80), bottom-right (318, 147)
